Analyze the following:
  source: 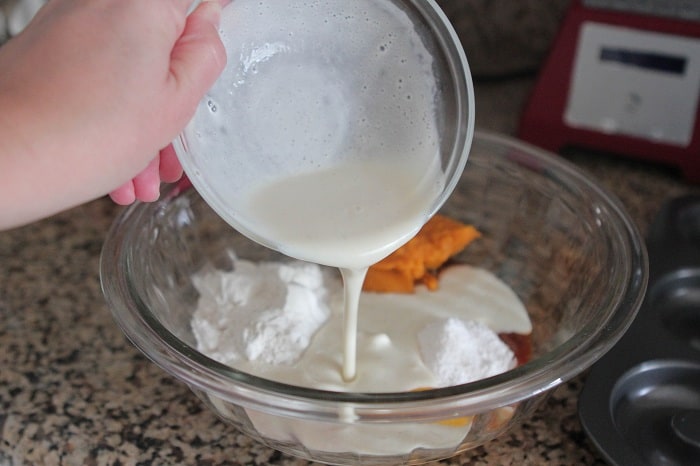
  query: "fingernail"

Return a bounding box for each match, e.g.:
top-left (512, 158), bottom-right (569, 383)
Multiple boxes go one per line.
top-left (200, 0), bottom-right (223, 27)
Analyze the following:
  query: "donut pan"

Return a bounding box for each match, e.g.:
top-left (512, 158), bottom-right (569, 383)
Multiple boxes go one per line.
top-left (579, 195), bottom-right (700, 466)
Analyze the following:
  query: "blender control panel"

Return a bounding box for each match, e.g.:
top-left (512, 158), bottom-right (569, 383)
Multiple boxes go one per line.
top-left (565, 22), bottom-right (700, 147)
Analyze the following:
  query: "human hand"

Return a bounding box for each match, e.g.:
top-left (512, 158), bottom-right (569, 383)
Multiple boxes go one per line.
top-left (108, 144), bottom-right (184, 205)
top-left (0, 0), bottom-right (227, 228)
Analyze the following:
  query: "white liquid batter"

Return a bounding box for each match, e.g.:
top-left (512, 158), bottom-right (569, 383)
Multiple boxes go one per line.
top-left (197, 262), bottom-right (531, 455)
top-left (184, 0), bottom-right (446, 241)
top-left (185, 0), bottom-right (481, 455)
top-left (195, 0), bottom-right (451, 383)
top-left (240, 158), bottom-right (442, 270)
top-left (238, 158), bottom-right (443, 380)
top-left (203, 264), bottom-right (531, 392)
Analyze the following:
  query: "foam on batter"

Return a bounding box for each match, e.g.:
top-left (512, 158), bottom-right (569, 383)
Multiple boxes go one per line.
top-left (184, 0), bottom-right (442, 196)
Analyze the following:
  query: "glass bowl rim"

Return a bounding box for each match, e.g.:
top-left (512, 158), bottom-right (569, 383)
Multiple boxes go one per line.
top-left (100, 131), bottom-right (648, 420)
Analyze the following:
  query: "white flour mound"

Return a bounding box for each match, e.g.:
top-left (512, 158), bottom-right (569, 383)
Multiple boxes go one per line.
top-left (191, 257), bottom-right (521, 389)
top-left (191, 257), bottom-right (330, 366)
top-left (418, 317), bottom-right (516, 386)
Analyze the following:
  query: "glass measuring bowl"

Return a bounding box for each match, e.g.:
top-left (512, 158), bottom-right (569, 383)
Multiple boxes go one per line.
top-left (173, 0), bottom-right (474, 266)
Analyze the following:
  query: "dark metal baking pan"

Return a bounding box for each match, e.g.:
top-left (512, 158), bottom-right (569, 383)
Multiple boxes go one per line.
top-left (579, 195), bottom-right (700, 466)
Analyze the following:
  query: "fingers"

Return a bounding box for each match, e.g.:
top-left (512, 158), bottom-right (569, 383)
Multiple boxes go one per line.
top-left (109, 182), bottom-right (136, 205)
top-left (168, 0), bottom-right (226, 120)
top-left (109, 146), bottom-right (184, 205)
top-left (132, 157), bottom-right (161, 202)
top-left (109, 0), bottom-right (227, 207)
top-left (109, 156), bottom-right (160, 205)
top-left (159, 144), bottom-right (184, 183)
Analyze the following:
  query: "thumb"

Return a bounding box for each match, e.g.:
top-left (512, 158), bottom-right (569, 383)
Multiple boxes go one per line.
top-left (168, 1), bottom-right (227, 120)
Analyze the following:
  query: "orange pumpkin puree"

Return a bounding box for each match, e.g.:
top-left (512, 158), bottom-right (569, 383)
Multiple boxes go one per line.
top-left (370, 215), bottom-right (532, 430)
top-left (363, 214), bottom-right (481, 293)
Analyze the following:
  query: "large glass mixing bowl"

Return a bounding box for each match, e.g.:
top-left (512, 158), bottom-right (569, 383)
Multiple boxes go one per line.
top-left (101, 132), bottom-right (648, 465)
top-left (172, 0), bottom-right (474, 265)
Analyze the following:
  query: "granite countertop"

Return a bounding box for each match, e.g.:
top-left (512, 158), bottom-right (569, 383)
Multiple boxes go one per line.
top-left (1, 75), bottom-right (698, 465)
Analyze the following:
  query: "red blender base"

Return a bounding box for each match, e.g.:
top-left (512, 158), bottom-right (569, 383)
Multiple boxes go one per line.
top-left (518, 0), bottom-right (700, 182)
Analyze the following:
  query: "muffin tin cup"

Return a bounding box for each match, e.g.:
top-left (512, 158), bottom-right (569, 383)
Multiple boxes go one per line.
top-left (579, 195), bottom-right (700, 466)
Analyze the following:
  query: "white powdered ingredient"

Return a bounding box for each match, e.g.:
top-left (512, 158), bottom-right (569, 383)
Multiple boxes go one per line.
top-left (191, 257), bottom-right (523, 390)
top-left (418, 317), bottom-right (516, 386)
top-left (191, 256), bottom-right (330, 366)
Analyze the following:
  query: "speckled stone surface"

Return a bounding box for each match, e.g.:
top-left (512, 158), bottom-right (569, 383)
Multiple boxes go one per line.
top-left (4, 2), bottom-right (693, 464)
top-left (2, 75), bottom-right (699, 465)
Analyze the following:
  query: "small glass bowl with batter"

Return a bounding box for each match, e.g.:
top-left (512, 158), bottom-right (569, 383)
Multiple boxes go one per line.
top-left (173, 0), bottom-right (475, 265)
